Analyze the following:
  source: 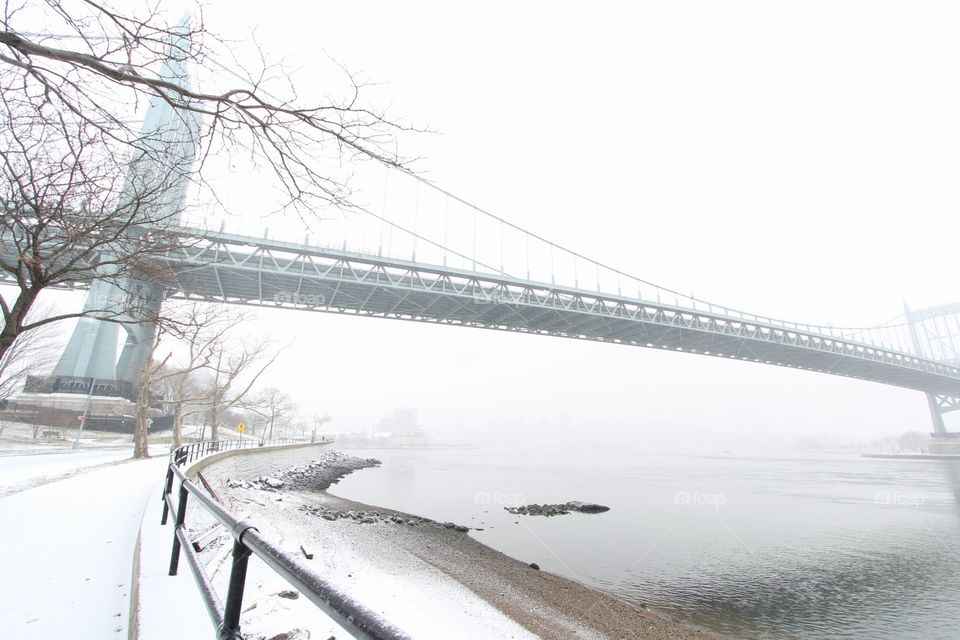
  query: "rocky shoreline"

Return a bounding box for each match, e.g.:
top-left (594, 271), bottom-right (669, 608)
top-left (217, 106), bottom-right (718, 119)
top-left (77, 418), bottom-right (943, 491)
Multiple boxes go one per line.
top-left (202, 446), bottom-right (726, 640)
top-left (297, 503), bottom-right (472, 532)
top-left (227, 451), bottom-right (478, 533)
top-left (227, 451), bottom-right (382, 492)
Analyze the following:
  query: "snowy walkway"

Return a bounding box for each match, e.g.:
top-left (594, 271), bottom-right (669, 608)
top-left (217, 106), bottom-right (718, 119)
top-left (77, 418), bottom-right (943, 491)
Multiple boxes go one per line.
top-left (0, 455), bottom-right (166, 639)
top-left (0, 448), bottom-right (135, 496)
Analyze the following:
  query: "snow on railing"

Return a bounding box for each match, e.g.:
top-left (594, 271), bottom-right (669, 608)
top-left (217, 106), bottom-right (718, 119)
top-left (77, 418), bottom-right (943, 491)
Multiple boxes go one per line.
top-left (160, 438), bottom-right (411, 640)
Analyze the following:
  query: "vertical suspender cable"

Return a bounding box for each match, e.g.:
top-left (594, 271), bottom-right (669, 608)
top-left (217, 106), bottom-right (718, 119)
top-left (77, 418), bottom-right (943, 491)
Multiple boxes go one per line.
top-left (412, 182), bottom-right (419, 262)
top-left (379, 166), bottom-right (388, 256)
top-left (500, 220), bottom-right (504, 275)
top-left (443, 196), bottom-right (449, 267)
top-left (525, 232), bottom-right (530, 280)
top-left (550, 243), bottom-right (555, 284)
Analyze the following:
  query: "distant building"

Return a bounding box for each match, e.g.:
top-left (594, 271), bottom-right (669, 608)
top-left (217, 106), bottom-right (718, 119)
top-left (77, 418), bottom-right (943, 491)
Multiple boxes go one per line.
top-left (377, 408), bottom-right (419, 433)
top-left (330, 408), bottom-right (430, 447)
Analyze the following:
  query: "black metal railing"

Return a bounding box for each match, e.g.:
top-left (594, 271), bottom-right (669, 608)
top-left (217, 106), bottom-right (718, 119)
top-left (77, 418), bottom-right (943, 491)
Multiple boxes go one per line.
top-left (160, 438), bottom-right (410, 640)
top-left (171, 436), bottom-right (310, 467)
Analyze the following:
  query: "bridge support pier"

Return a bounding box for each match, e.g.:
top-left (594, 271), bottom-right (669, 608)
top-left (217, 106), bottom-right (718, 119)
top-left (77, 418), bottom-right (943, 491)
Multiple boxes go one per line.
top-left (11, 277), bottom-right (167, 433)
top-left (9, 26), bottom-right (192, 433)
top-left (904, 301), bottom-right (960, 441)
top-left (926, 394), bottom-right (960, 453)
top-left (926, 393), bottom-right (948, 435)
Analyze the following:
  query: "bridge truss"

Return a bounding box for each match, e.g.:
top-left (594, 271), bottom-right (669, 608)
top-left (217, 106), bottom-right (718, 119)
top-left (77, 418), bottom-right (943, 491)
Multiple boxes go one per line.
top-left (4, 227), bottom-right (959, 432)
top-left (159, 230), bottom-right (960, 403)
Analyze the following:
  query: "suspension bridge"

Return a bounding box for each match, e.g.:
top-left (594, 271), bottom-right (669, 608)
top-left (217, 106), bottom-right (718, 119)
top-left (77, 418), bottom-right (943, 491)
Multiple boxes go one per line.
top-left (171, 227), bottom-right (960, 434)
top-left (2, 27), bottom-right (959, 441)
top-left (6, 210), bottom-right (959, 436)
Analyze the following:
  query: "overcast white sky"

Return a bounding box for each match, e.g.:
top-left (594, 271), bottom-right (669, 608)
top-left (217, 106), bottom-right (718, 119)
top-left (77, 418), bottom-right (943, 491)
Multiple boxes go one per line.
top-left (22, 1), bottom-right (960, 449)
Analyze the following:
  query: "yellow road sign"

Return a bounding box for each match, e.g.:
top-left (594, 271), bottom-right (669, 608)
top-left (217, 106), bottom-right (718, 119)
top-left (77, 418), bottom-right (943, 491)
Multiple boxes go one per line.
top-left (237, 423), bottom-right (246, 433)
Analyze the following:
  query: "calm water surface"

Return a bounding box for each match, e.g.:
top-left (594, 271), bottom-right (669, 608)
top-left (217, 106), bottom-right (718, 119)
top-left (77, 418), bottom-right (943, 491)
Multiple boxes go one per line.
top-left (332, 446), bottom-right (960, 640)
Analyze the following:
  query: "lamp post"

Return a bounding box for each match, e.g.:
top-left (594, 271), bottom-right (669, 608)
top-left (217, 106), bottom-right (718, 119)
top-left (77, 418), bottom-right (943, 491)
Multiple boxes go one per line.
top-left (72, 377), bottom-right (96, 449)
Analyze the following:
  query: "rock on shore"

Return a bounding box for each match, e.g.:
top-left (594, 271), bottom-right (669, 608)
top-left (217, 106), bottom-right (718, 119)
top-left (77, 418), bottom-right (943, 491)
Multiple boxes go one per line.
top-left (226, 451), bottom-right (381, 493)
top-left (298, 504), bottom-right (470, 532)
top-left (505, 501), bottom-right (610, 517)
top-left (223, 451), bottom-right (476, 533)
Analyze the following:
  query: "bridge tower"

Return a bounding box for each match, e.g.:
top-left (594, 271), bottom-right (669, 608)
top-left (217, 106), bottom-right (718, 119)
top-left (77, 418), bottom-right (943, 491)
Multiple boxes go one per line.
top-left (904, 302), bottom-right (960, 450)
top-left (15, 21), bottom-right (198, 429)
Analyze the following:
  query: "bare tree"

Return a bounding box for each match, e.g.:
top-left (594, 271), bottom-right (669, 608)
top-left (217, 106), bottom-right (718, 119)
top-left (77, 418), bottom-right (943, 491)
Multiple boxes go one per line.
top-left (131, 311), bottom-right (199, 457)
top-left (0, 0), bottom-right (417, 364)
top-left (133, 351), bottom-right (170, 458)
top-left (311, 413), bottom-right (333, 443)
top-left (163, 303), bottom-right (238, 448)
top-left (0, 54), bottom-right (199, 362)
top-left (201, 338), bottom-right (280, 443)
top-left (128, 301), bottom-right (274, 455)
top-left (248, 387), bottom-right (296, 440)
top-left (0, 302), bottom-right (60, 401)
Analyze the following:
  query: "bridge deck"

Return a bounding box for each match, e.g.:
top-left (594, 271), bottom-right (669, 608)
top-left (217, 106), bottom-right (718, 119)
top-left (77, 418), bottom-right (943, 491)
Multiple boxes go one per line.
top-left (159, 230), bottom-right (960, 398)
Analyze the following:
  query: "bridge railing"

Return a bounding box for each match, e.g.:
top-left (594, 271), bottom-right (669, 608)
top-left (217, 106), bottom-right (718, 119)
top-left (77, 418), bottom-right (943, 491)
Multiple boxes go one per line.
top-left (159, 438), bottom-right (410, 640)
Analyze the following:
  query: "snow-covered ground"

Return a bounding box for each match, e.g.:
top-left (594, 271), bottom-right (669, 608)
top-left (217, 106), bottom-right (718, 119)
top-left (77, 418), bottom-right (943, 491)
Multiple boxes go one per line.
top-left (0, 442), bottom-right (539, 640)
top-left (0, 448), bottom-right (135, 496)
top-left (0, 419), bottom-right (134, 449)
top-left (135, 474), bottom-right (218, 640)
top-left (0, 454), bottom-right (166, 639)
top-left (191, 446), bottom-right (541, 640)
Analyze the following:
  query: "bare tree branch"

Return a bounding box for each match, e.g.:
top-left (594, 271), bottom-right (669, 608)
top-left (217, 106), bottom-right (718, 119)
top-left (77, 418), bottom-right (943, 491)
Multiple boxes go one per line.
top-left (0, 0), bottom-right (420, 381)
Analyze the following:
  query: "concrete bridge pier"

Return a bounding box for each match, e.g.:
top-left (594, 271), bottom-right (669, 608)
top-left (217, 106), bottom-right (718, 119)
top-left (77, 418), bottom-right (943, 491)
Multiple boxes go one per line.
top-left (926, 393), bottom-right (947, 435)
top-left (904, 301), bottom-right (960, 447)
top-left (11, 275), bottom-right (166, 431)
top-left (115, 278), bottom-right (166, 386)
top-left (927, 394), bottom-right (960, 454)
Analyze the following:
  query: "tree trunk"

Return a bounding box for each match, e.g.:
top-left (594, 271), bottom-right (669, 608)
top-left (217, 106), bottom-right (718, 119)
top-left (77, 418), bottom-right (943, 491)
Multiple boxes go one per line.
top-left (0, 288), bottom-right (40, 364)
top-left (210, 395), bottom-right (220, 443)
top-left (133, 377), bottom-right (150, 458)
top-left (171, 402), bottom-right (183, 450)
top-left (0, 325), bottom-right (18, 365)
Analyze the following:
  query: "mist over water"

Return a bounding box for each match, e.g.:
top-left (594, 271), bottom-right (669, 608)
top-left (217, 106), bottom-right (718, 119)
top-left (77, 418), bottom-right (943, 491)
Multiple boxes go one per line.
top-left (333, 444), bottom-right (960, 640)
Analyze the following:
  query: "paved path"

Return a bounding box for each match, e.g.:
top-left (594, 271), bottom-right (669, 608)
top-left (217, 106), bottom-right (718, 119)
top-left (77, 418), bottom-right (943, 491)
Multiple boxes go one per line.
top-left (0, 455), bottom-right (166, 639)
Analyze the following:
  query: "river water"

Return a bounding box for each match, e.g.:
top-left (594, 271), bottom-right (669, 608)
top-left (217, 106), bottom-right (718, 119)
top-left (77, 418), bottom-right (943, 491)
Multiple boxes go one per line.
top-left (331, 446), bottom-right (960, 639)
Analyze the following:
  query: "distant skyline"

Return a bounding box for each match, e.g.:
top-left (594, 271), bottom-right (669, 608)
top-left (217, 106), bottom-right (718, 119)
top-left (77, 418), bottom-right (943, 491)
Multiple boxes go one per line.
top-left (7, 1), bottom-right (960, 448)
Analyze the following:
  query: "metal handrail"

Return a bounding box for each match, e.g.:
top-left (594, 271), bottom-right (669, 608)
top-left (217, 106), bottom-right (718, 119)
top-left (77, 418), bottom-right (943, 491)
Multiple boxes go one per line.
top-left (159, 438), bottom-right (411, 640)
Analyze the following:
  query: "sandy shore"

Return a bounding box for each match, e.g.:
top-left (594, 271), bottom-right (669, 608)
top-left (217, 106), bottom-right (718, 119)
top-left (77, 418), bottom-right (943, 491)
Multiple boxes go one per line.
top-left (195, 446), bottom-right (727, 640)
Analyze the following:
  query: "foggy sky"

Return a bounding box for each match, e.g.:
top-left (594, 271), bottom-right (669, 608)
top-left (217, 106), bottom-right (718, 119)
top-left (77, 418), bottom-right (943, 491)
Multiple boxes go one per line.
top-left (10, 1), bottom-right (960, 448)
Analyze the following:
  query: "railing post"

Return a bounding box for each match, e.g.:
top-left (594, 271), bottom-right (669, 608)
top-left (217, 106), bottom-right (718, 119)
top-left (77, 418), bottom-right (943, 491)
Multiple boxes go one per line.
top-left (169, 482), bottom-right (189, 576)
top-left (160, 465), bottom-right (175, 525)
top-left (219, 540), bottom-right (252, 640)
